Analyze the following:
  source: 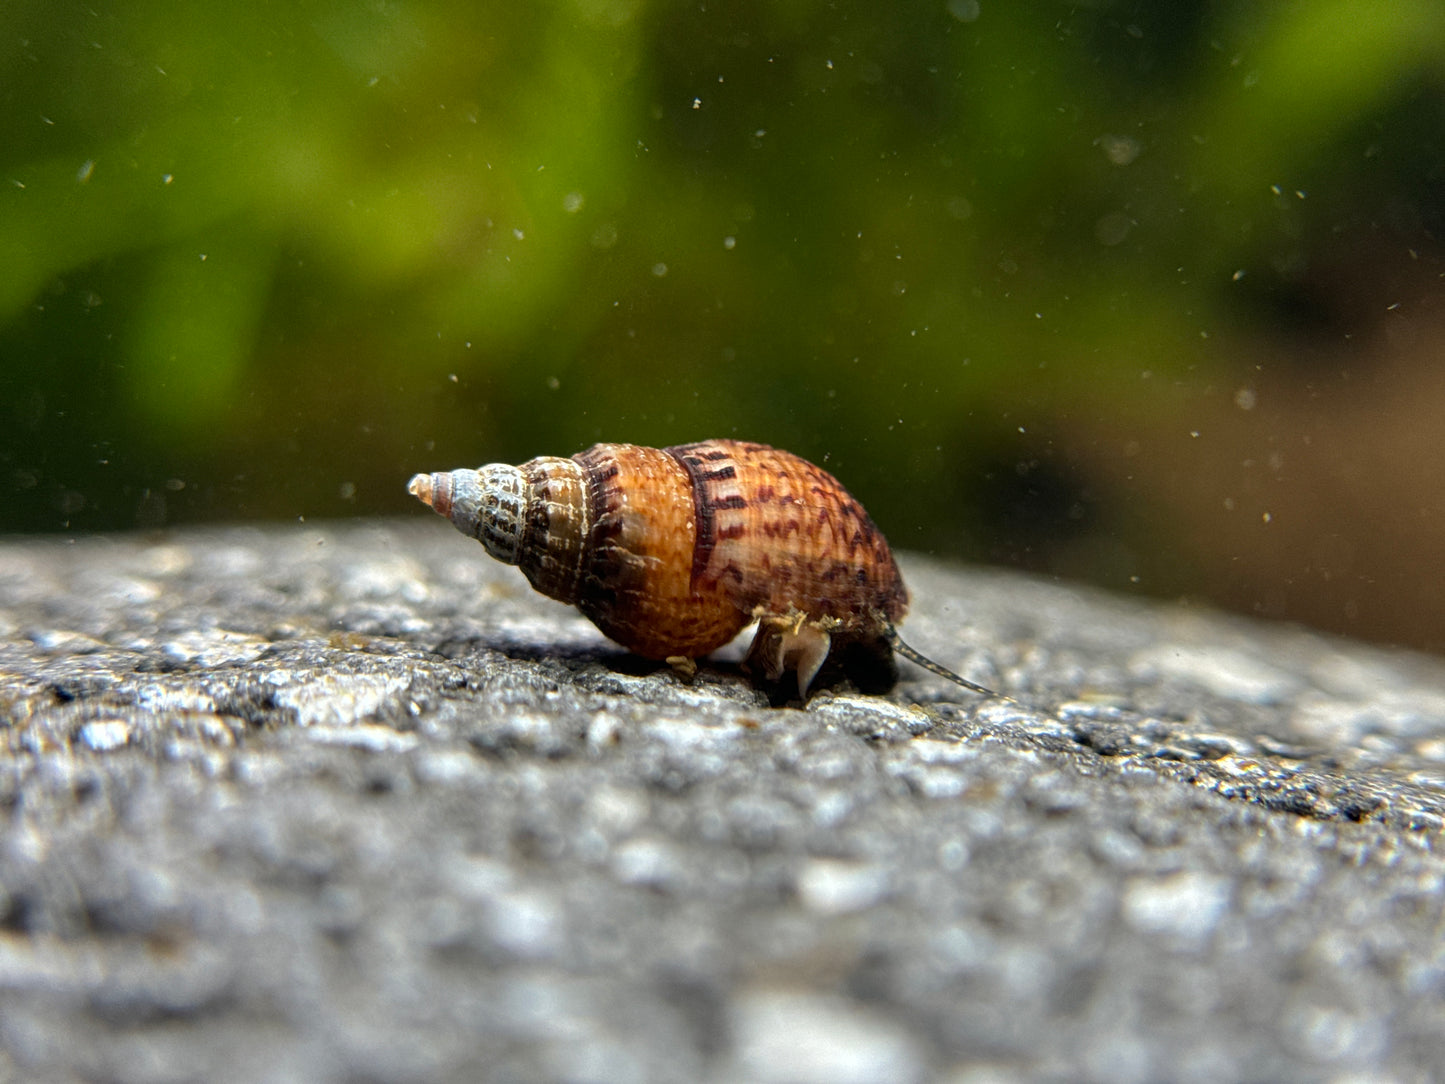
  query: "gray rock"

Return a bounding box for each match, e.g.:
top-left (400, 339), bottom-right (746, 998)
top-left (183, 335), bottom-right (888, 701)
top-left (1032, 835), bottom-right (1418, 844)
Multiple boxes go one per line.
top-left (1, 521), bottom-right (1444, 1083)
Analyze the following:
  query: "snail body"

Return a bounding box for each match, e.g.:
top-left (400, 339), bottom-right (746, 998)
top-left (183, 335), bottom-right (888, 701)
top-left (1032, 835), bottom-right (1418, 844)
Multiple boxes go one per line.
top-left (408, 440), bottom-right (995, 698)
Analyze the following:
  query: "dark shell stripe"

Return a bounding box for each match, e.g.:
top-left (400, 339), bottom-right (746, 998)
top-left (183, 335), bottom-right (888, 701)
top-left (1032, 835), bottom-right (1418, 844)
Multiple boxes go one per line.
top-left (575, 443), bottom-right (631, 624)
top-left (512, 456), bottom-right (589, 604)
top-left (667, 440), bottom-right (908, 632)
top-left (666, 442), bottom-right (748, 589)
top-left (563, 443), bottom-right (747, 659)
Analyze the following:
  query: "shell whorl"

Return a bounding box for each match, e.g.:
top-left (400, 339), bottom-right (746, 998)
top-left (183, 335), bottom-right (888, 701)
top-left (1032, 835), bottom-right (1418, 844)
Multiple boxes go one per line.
top-left (408, 457), bottom-right (591, 603)
top-left (407, 464), bottom-right (528, 565)
top-left (666, 439), bottom-right (909, 633)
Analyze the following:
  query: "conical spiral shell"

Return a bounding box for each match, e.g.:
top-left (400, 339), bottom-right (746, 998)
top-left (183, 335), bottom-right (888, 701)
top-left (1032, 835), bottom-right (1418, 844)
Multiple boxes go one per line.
top-left (409, 440), bottom-right (915, 690)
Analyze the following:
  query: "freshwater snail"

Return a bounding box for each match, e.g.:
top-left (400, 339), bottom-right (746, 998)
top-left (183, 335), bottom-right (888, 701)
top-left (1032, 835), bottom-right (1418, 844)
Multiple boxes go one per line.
top-left (408, 440), bottom-right (998, 699)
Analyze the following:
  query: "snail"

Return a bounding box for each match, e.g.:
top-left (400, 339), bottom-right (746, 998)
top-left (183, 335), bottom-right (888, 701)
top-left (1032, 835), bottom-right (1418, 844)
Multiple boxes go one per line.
top-left (408, 440), bottom-right (999, 700)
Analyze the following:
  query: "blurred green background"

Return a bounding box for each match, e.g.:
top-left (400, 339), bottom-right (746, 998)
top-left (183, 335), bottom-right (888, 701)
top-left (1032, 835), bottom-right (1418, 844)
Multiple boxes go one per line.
top-left (4, 0), bottom-right (1445, 651)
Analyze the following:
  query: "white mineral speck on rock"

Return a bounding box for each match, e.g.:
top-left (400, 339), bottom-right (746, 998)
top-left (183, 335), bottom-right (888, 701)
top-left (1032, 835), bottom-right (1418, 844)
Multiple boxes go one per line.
top-left (808, 695), bottom-right (929, 733)
top-left (500, 712), bottom-right (560, 751)
top-left (79, 719), bottom-right (131, 751)
top-left (133, 684), bottom-right (218, 714)
top-left (1123, 872), bottom-right (1231, 945)
top-left (586, 785), bottom-right (649, 836)
top-left (28, 628), bottom-right (107, 653)
top-left (895, 764), bottom-right (968, 799)
top-left (796, 858), bottom-right (889, 915)
top-left (906, 737), bottom-right (981, 764)
top-left (160, 628), bottom-right (268, 667)
top-left (413, 749), bottom-right (483, 784)
top-left (728, 990), bottom-right (925, 1084)
top-left (586, 710), bottom-right (623, 749)
top-left (610, 838), bottom-right (682, 888)
top-left (809, 790), bottom-right (853, 828)
top-left (643, 716), bottom-right (742, 748)
top-left (487, 891), bottom-right (563, 959)
top-left (275, 673), bottom-right (411, 727)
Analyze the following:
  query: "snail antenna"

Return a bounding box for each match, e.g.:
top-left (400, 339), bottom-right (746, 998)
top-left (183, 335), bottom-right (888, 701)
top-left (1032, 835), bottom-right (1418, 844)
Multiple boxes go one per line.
top-left (885, 627), bottom-right (1007, 700)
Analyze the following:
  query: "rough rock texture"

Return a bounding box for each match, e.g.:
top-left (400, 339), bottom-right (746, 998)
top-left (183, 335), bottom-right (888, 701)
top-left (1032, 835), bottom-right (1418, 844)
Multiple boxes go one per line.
top-left (1, 522), bottom-right (1444, 1083)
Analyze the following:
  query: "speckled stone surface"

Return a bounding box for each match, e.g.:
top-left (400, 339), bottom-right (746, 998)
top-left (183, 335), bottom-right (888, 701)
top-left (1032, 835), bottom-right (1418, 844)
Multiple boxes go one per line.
top-left (1, 522), bottom-right (1444, 1083)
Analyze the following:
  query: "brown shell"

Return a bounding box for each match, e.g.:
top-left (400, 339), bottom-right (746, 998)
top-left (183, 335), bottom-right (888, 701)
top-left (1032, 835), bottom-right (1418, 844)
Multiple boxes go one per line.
top-left (667, 440), bottom-right (908, 630)
top-left (571, 442), bottom-right (749, 660)
top-left (408, 439), bottom-right (913, 693)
